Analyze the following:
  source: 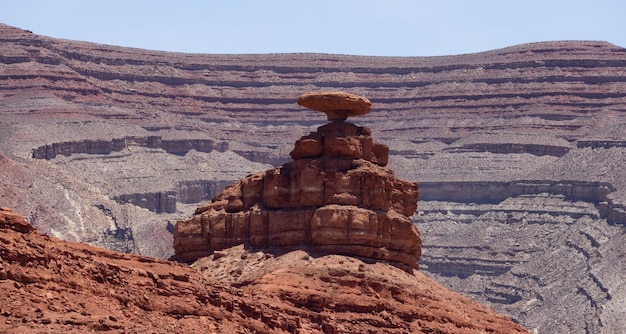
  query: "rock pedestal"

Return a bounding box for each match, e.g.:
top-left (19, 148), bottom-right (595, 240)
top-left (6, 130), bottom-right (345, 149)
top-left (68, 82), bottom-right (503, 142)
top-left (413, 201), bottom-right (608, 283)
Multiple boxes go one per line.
top-left (172, 92), bottom-right (421, 267)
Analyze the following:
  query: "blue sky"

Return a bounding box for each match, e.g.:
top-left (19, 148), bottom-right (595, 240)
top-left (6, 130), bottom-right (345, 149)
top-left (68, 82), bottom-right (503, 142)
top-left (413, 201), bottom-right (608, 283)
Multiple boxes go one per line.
top-left (2, 0), bottom-right (625, 56)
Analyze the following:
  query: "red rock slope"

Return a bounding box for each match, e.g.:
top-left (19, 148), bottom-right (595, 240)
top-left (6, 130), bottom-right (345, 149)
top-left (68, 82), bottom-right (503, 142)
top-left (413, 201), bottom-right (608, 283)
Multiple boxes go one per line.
top-left (0, 207), bottom-right (527, 333)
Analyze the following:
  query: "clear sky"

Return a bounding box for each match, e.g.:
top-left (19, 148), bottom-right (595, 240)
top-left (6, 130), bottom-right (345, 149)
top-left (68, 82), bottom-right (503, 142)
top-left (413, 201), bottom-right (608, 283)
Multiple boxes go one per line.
top-left (2, 0), bottom-right (625, 56)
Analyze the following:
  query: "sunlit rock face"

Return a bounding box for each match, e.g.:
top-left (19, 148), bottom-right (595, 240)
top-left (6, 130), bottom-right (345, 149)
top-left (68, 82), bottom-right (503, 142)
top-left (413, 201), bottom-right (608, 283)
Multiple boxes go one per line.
top-left (172, 92), bottom-right (421, 267)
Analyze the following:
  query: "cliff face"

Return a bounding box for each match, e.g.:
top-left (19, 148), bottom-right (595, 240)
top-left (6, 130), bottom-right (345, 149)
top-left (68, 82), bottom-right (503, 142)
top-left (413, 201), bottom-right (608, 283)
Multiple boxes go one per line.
top-left (0, 208), bottom-right (527, 333)
top-left (31, 137), bottom-right (229, 160)
top-left (1, 23), bottom-right (626, 332)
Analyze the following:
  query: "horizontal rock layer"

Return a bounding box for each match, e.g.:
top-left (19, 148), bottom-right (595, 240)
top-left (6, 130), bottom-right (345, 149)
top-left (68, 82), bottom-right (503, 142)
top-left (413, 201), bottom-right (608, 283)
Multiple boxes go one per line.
top-left (2, 23), bottom-right (626, 333)
top-left (111, 179), bottom-right (234, 213)
top-left (173, 121), bottom-right (421, 267)
top-left (414, 194), bottom-right (625, 334)
top-left (2, 24), bottom-right (626, 141)
top-left (31, 136), bottom-right (228, 160)
top-left (418, 180), bottom-right (625, 225)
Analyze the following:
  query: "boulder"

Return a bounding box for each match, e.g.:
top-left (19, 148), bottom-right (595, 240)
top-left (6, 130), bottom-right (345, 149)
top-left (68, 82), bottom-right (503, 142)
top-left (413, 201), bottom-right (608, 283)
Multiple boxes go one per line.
top-left (297, 91), bottom-right (371, 121)
top-left (0, 207), bottom-right (34, 233)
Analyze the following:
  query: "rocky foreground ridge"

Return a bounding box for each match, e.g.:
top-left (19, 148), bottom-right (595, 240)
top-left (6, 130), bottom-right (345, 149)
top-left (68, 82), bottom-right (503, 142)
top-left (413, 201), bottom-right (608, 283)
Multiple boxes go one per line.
top-left (1, 23), bottom-right (626, 332)
top-left (0, 207), bottom-right (527, 333)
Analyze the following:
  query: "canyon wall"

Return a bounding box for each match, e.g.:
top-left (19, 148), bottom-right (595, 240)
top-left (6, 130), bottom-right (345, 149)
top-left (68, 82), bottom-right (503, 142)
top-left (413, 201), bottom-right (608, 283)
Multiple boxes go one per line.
top-left (31, 136), bottom-right (229, 160)
top-left (1, 23), bottom-right (625, 333)
top-left (111, 180), bottom-right (234, 213)
top-left (418, 180), bottom-right (625, 225)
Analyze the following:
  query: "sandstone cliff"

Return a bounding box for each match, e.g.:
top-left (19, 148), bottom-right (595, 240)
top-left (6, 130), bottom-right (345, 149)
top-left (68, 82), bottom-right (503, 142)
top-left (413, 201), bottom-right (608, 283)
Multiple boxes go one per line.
top-left (0, 207), bottom-right (527, 333)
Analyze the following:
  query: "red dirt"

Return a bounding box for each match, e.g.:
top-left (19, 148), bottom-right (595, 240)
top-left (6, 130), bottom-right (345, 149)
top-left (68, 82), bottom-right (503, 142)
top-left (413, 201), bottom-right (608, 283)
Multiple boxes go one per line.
top-left (0, 207), bottom-right (527, 333)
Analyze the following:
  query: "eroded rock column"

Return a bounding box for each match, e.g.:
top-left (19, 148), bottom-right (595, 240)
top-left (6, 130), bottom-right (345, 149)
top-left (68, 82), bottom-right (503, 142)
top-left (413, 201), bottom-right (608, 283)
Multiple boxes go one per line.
top-left (172, 92), bottom-right (421, 267)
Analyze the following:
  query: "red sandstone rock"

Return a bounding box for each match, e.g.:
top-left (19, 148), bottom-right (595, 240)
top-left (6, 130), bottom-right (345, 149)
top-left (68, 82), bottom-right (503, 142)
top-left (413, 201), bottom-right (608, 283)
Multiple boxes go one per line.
top-left (0, 208), bottom-right (527, 333)
top-left (290, 121), bottom-right (388, 166)
top-left (173, 157), bottom-right (421, 267)
top-left (0, 207), bottom-right (34, 233)
top-left (297, 91), bottom-right (371, 121)
top-left (173, 102), bottom-right (421, 267)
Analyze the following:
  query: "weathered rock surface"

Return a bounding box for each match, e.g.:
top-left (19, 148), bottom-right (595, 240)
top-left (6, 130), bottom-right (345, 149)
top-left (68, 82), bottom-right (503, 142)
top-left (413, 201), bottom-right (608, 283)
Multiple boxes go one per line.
top-left (31, 136), bottom-right (229, 160)
top-left (1, 23), bottom-right (626, 332)
top-left (413, 194), bottom-right (626, 334)
top-left (173, 101), bottom-right (421, 267)
top-left (0, 208), bottom-right (527, 333)
top-left (0, 207), bottom-right (35, 233)
top-left (297, 91), bottom-right (371, 120)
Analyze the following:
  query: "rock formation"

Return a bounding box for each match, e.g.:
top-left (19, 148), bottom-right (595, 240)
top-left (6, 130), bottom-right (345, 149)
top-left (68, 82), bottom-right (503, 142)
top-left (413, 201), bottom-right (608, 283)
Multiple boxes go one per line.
top-left (173, 92), bottom-right (421, 268)
top-left (2, 23), bottom-right (625, 332)
top-left (297, 91), bottom-right (372, 121)
top-left (0, 207), bottom-right (527, 333)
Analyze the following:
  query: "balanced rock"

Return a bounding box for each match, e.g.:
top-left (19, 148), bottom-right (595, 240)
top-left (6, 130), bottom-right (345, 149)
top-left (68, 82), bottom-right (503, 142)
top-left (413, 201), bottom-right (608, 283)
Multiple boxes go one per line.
top-left (172, 92), bottom-right (420, 267)
top-left (297, 91), bottom-right (371, 121)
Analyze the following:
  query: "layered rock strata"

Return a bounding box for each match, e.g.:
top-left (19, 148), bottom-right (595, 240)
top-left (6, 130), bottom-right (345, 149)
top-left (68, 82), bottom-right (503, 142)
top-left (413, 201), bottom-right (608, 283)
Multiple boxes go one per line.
top-left (173, 93), bottom-right (421, 267)
top-left (2, 24), bottom-right (625, 332)
top-left (31, 136), bottom-right (229, 160)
